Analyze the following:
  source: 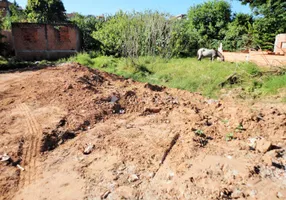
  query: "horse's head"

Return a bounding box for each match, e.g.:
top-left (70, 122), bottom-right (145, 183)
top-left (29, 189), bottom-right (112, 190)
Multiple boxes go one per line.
top-left (217, 51), bottom-right (225, 61)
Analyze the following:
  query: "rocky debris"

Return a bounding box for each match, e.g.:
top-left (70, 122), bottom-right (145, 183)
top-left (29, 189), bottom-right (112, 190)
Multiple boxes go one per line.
top-left (41, 130), bottom-right (76, 152)
top-left (0, 153), bottom-right (25, 171)
top-left (259, 164), bottom-right (286, 179)
top-left (110, 94), bottom-right (119, 103)
top-left (128, 174), bottom-right (139, 182)
top-left (248, 137), bottom-right (260, 150)
top-left (83, 143), bottom-right (95, 155)
top-left (164, 95), bottom-right (180, 105)
top-left (219, 188), bottom-right (232, 199)
top-left (101, 190), bottom-right (111, 199)
top-left (16, 164), bottom-right (25, 171)
top-left (248, 137), bottom-right (272, 153)
top-left (126, 124), bottom-right (135, 129)
top-left (231, 189), bottom-right (244, 199)
top-left (0, 153), bottom-right (10, 162)
top-left (1, 63), bottom-right (286, 200)
top-left (206, 99), bottom-right (219, 105)
top-left (248, 190), bottom-right (258, 198)
top-left (112, 104), bottom-right (125, 114)
top-left (262, 150), bottom-right (280, 166)
top-left (262, 153), bottom-right (273, 166)
top-left (193, 137), bottom-right (208, 147)
top-left (64, 83), bottom-right (73, 91)
top-left (277, 192), bottom-right (284, 199)
top-left (256, 138), bottom-right (272, 153)
top-left (167, 172), bottom-right (175, 180)
top-left (148, 172), bottom-right (155, 179)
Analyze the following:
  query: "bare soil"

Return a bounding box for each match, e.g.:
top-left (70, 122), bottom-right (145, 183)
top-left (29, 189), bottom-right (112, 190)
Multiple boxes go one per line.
top-left (0, 63), bottom-right (285, 200)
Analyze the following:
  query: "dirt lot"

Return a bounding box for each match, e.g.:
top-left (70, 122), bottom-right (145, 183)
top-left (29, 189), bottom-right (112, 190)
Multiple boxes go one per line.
top-left (0, 63), bottom-right (285, 200)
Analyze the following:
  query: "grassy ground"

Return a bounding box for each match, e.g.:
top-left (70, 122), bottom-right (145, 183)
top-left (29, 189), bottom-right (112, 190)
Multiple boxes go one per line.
top-left (1, 53), bottom-right (284, 100)
top-left (61, 53), bottom-right (285, 100)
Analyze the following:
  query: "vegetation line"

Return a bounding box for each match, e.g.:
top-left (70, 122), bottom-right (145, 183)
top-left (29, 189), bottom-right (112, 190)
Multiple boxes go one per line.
top-left (61, 54), bottom-right (286, 100)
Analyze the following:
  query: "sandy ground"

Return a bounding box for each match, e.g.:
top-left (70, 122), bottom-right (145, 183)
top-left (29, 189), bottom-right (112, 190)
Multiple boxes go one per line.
top-left (0, 63), bottom-right (285, 200)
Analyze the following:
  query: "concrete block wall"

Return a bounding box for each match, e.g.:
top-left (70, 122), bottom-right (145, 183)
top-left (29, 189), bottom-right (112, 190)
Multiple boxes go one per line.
top-left (274, 34), bottom-right (286, 55)
top-left (12, 23), bottom-right (81, 61)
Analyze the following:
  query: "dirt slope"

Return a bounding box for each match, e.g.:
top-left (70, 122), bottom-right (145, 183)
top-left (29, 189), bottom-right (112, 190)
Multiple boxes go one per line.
top-left (0, 63), bottom-right (285, 200)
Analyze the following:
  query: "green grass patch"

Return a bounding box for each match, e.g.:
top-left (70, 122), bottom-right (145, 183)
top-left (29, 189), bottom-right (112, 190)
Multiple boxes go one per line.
top-left (259, 74), bottom-right (286, 95)
top-left (62, 53), bottom-right (286, 99)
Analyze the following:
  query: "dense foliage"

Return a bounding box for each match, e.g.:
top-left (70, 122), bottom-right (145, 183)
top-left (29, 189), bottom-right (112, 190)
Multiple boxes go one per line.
top-left (26, 0), bottom-right (67, 23)
top-left (239, 0), bottom-right (286, 50)
top-left (1, 0), bottom-right (286, 56)
top-left (223, 13), bottom-right (254, 51)
top-left (187, 0), bottom-right (231, 48)
top-left (88, 0), bottom-right (285, 56)
top-left (3, 1), bottom-right (27, 29)
top-left (91, 11), bottom-right (191, 57)
top-left (69, 13), bottom-right (103, 51)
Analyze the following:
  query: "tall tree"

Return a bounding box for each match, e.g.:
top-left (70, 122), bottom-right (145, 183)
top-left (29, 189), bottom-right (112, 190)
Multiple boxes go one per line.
top-left (239, 0), bottom-right (286, 50)
top-left (26, 0), bottom-right (67, 23)
top-left (187, 0), bottom-right (231, 48)
top-left (224, 13), bottom-right (254, 51)
top-left (70, 13), bottom-right (103, 51)
top-left (3, 1), bottom-right (27, 29)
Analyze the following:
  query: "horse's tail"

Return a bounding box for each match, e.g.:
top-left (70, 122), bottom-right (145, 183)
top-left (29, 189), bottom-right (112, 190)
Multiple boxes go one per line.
top-left (197, 48), bottom-right (201, 60)
top-left (197, 48), bottom-right (204, 55)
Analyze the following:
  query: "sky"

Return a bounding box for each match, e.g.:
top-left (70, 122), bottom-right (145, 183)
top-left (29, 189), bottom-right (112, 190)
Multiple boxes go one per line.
top-left (15, 0), bottom-right (252, 16)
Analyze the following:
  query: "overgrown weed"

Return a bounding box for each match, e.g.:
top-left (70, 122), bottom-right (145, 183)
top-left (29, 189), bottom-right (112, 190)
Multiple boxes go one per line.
top-left (60, 53), bottom-right (286, 100)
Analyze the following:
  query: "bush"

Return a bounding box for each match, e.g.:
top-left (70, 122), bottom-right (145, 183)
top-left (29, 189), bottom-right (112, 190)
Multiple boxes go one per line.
top-left (70, 13), bottom-right (103, 51)
top-left (92, 10), bottom-right (194, 58)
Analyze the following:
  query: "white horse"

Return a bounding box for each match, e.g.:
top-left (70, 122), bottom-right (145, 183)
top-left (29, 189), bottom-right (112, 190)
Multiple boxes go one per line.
top-left (197, 48), bottom-right (225, 61)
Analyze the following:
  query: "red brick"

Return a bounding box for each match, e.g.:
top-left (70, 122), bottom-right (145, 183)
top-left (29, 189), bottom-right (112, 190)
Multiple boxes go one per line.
top-left (12, 23), bottom-right (81, 61)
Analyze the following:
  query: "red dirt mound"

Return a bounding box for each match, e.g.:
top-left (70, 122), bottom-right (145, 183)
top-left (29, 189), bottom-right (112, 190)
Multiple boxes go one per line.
top-left (0, 63), bottom-right (285, 200)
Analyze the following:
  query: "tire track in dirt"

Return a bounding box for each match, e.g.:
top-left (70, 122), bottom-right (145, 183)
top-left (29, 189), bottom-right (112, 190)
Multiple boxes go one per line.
top-left (17, 103), bottom-right (42, 187)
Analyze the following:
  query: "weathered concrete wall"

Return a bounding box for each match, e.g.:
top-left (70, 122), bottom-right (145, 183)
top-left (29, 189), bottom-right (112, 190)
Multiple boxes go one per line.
top-left (12, 23), bottom-right (81, 61)
top-left (274, 34), bottom-right (286, 55)
top-left (223, 51), bottom-right (286, 67)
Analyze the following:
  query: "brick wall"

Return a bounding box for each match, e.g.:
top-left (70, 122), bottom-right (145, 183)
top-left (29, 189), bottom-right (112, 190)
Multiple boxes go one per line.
top-left (12, 23), bottom-right (81, 61)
